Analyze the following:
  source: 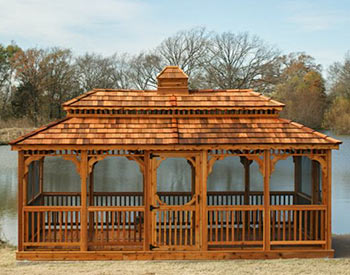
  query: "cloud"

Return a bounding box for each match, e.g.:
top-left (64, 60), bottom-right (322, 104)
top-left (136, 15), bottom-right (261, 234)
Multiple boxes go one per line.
top-left (0, 0), bottom-right (151, 54)
top-left (285, 1), bottom-right (350, 32)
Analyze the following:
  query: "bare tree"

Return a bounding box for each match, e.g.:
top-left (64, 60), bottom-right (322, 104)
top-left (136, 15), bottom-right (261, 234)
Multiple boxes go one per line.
top-left (205, 32), bottom-right (280, 92)
top-left (40, 48), bottom-right (79, 119)
top-left (128, 52), bottom-right (162, 90)
top-left (156, 27), bottom-right (211, 88)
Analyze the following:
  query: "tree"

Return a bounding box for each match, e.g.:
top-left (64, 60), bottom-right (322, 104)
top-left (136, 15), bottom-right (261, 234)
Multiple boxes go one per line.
top-left (40, 48), bottom-right (79, 119)
top-left (323, 53), bottom-right (350, 134)
top-left (0, 43), bottom-right (21, 119)
top-left (75, 53), bottom-right (131, 92)
top-left (10, 48), bottom-right (47, 125)
top-left (128, 52), bottom-right (162, 89)
top-left (204, 32), bottom-right (280, 92)
top-left (273, 53), bottom-right (327, 129)
top-left (156, 27), bottom-right (210, 88)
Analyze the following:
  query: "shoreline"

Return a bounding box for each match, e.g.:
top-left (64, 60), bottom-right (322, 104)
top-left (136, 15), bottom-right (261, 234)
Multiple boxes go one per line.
top-left (0, 128), bottom-right (34, 145)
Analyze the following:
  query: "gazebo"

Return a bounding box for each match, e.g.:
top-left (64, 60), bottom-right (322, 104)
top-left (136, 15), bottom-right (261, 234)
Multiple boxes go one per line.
top-left (11, 66), bottom-right (341, 260)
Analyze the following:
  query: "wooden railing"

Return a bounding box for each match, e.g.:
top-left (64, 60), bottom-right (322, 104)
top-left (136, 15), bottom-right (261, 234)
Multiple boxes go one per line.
top-left (23, 206), bottom-right (81, 247)
top-left (42, 192), bottom-right (81, 206)
top-left (40, 191), bottom-right (300, 207)
top-left (270, 205), bottom-right (326, 245)
top-left (207, 205), bottom-right (264, 246)
top-left (153, 206), bottom-right (196, 248)
top-left (93, 192), bottom-right (143, 206)
top-left (88, 206), bottom-right (144, 246)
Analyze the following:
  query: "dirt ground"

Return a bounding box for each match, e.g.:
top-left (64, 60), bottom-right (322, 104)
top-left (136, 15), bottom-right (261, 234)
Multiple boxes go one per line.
top-left (1, 235), bottom-right (349, 275)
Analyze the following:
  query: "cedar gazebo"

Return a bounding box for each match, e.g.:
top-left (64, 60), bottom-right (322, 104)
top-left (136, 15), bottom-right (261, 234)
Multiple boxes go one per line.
top-left (11, 66), bottom-right (341, 260)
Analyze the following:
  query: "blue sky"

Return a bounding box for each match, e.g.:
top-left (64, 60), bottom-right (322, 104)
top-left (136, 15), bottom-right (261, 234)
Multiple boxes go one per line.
top-left (0, 0), bottom-right (349, 72)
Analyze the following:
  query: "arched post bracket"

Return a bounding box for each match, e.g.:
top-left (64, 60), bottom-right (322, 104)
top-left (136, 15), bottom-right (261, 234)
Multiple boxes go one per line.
top-left (24, 156), bottom-right (44, 176)
top-left (270, 153), bottom-right (290, 175)
top-left (207, 156), bottom-right (225, 176)
top-left (62, 155), bottom-right (81, 176)
top-left (308, 155), bottom-right (328, 176)
top-left (245, 154), bottom-right (264, 175)
top-left (126, 156), bottom-right (145, 176)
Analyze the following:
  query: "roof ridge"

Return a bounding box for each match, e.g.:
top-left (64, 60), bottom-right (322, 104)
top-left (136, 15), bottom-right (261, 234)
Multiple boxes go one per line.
top-left (63, 89), bottom-right (98, 107)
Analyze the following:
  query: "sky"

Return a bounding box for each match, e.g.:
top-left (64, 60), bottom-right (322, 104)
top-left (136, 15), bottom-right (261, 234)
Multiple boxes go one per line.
top-left (0, 0), bottom-right (349, 72)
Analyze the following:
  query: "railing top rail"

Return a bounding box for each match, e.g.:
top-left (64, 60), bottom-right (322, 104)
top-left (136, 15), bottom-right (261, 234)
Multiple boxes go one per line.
top-left (207, 205), bottom-right (264, 210)
top-left (88, 206), bottom-right (144, 211)
top-left (23, 206), bottom-right (81, 211)
top-left (270, 205), bottom-right (326, 210)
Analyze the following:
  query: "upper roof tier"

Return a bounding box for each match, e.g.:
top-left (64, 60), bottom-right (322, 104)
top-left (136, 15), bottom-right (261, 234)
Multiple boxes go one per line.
top-left (63, 65), bottom-right (284, 115)
top-left (63, 89), bottom-right (284, 113)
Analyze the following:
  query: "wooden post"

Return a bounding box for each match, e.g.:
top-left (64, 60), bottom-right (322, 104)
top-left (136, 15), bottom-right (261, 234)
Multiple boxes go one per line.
top-left (325, 150), bottom-right (332, 250)
top-left (240, 157), bottom-right (252, 205)
top-left (88, 165), bottom-right (94, 238)
top-left (263, 150), bottom-right (271, 251)
top-left (80, 151), bottom-right (88, 251)
top-left (39, 157), bottom-right (44, 205)
top-left (200, 150), bottom-right (208, 251)
top-left (311, 160), bottom-right (320, 204)
top-left (18, 151), bottom-right (25, 251)
top-left (294, 156), bottom-right (302, 204)
top-left (143, 151), bottom-right (151, 251)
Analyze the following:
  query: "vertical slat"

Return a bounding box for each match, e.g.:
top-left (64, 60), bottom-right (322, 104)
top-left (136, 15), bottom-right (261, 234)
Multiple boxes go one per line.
top-left (174, 211), bottom-right (178, 246)
top-left (282, 210), bottom-right (286, 241)
top-left (231, 210), bottom-right (235, 242)
top-left (215, 210), bottom-right (218, 242)
top-left (226, 211), bottom-right (229, 242)
top-left (288, 210), bottom-right (291, 241)
top-left (304, 210), bottom-right (308, 240)
top-left (299, 210), bottom-right (302, 241)
top-left (220, 211), bottom-right (224, 242)
top-left (242, 210), bottom-right (246, 241)
top-left (37, 212), bottom-right (40, 243)
top-left (293, 210), bottom-right (297, 241)
top-left (190, 211), bottom-right (193, 245)
top-left (179, 211), bottom-right (183, 246)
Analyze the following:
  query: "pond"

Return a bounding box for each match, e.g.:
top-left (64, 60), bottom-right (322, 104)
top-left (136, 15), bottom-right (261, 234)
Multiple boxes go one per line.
top-left (1, 132), bottom-right (349, 245)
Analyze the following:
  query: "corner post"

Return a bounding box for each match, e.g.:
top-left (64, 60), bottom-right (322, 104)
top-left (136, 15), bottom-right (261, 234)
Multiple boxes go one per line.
top-left (293, 156), bottom-right (302, 204)
top-left (143, 151), bottom-right (151, 251)
top-left (325, 150), bottom-right (332, 250)
top-left (263, 150), bottom-right (271, 251)
top-left (18, 151), bottom-right (25, 251)
top-left (80, 150), bottom-right (88, 251)
top-left (200, 150), bottom-right (208, 251)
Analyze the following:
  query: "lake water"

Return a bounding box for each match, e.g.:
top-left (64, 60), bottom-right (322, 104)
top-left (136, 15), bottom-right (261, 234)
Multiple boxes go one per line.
top-left (1, 133), bottom-right (349, 245)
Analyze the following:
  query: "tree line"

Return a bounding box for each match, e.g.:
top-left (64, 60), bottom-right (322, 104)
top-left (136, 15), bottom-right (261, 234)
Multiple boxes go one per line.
top-left (0, 27), bottom-right (349, 134)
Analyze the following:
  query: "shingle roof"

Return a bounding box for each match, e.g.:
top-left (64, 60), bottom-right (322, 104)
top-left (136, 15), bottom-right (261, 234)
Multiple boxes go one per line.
top-left (11, 116), bottom-right (341, 146)
top-left (10, 65), bottom-right (341, 148)
top-left (63, 89), bottom-right (284, 109)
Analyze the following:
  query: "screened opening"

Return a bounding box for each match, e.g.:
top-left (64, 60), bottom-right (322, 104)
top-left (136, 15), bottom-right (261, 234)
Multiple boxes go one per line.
top-left (92, 157), bottom-right (143, 206)
top-left (27, 160), bottom-right (40, 205)
top-left (156, 158), bottom-right (192, 205)
top-left (207, 156), bottom-right (264, 205)
top-left (42, 156), bottom-right (81, 206)
top-left (269, 156), bottom-right (323, 206)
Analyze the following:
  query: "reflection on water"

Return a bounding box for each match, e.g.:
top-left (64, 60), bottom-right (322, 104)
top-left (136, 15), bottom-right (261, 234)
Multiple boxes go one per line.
top-left (0, 133), bottom-right (349, 245)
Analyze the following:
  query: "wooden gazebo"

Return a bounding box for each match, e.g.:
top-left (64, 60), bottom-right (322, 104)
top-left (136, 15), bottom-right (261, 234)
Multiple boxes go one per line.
top-left (11, 66), bottom-right (341, 260)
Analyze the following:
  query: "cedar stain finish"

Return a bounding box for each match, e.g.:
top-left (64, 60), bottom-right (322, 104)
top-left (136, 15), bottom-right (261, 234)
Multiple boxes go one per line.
top-left (10, 66), bottom-right (341, 261)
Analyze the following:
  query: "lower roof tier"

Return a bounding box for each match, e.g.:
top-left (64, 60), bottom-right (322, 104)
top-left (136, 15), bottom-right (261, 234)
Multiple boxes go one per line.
top-left (10, 117), bottom-right (341, 146)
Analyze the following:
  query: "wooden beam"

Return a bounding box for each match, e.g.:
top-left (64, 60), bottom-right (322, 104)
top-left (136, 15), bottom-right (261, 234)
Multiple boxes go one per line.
top-left (80, 151), bottom-right (88, 251)
top-left (17, 151), bottom-right (24, 251)
top-left (11, 143), bottom-right (340, 152)
top-left (263, 150), bottom-right (271, 251)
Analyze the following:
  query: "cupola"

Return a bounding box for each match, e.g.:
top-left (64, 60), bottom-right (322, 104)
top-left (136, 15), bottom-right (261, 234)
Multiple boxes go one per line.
top-left (157, 66), bottom-right (188, 94)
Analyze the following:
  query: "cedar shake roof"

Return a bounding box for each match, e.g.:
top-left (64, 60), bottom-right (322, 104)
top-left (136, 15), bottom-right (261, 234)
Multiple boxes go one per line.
top-left (62, 89), bottom-right (284, 109)
top-left (10, 66), bottom-right (341, 147)
top-left (11, 117), bottom-right (341, 145)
